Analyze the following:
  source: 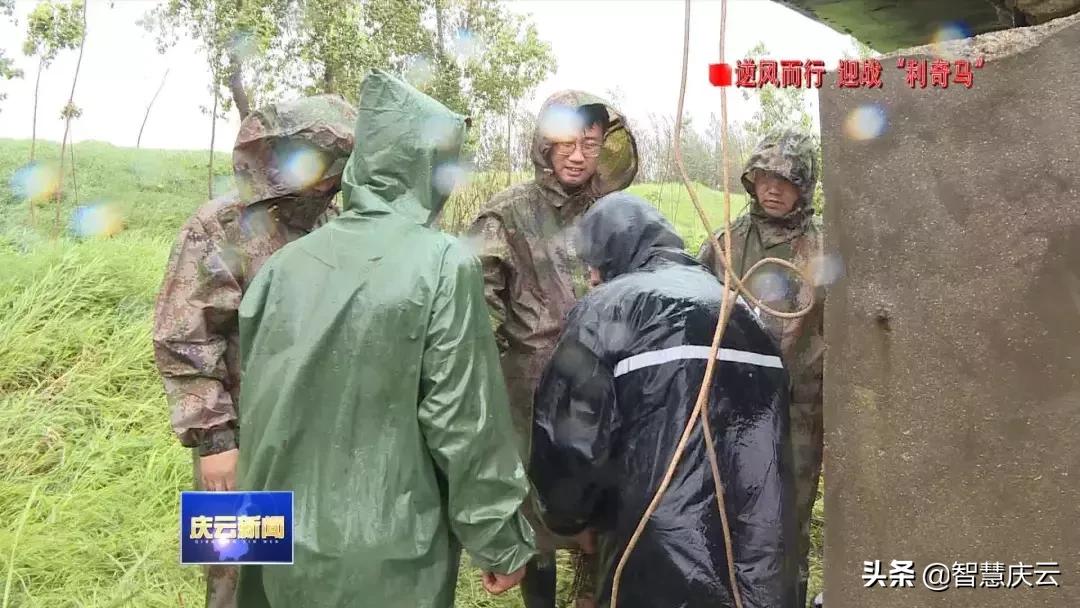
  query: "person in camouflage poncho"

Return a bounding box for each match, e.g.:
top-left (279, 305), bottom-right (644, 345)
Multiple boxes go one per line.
top-left (467, 91), bottom-right (638, 608)
top-left (698, 128), bottom-right (825, 608)
top-left (152, 95), bottom-right (356, 608)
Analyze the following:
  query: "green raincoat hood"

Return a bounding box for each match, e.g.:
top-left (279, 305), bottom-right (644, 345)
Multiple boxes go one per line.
top-left (340, 70), bottom-right (468, 225)
top-left (741, 128), bottom-right (820, 243)
top-left (531, 90), bottom-right (639, 201)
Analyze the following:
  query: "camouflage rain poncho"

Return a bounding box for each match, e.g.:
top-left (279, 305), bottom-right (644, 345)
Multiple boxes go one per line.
top-left (153, 94), bottom-right (357, 456)
top-left (467, 90), bottom-right (638, 552)
top-left (697, 128), bottom-right (825, 607)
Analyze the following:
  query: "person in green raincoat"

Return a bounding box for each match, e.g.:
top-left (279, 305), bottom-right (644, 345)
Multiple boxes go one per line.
top-left (698, 128), bottom-right (826, 608)
top-left (235, 70), bottom-right (536, 607)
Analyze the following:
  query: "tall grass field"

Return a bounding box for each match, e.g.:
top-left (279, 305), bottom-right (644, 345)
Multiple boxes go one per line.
top-left (0, 139), bottom-right (820, 607)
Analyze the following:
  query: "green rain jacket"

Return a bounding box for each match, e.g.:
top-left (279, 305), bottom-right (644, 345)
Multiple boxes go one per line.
top-left (235, 70), bottom-right (536, 607)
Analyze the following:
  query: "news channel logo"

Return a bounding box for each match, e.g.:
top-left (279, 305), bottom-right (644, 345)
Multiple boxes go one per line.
top-left (180, 491), bottom-right (293, 565)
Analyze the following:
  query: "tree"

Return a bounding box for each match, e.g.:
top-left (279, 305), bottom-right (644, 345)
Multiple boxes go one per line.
top-left (740, 42), bottom-right (813, 141)
top-left (0, 0), bottom-right (24, 114)
top-left (142, 0), bottom-right (293, 120)
top-left (23, 0), bottom-right (85, 161)
top-left (142, 0), bottom-right (555, 175)
top-left (51, 0), bottom-right (87, 236)
top-left (136, 69), bottom-right (170, 148)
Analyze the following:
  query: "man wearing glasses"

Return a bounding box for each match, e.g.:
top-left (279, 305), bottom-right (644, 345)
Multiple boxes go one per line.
top-left (468, 92), bottom-right (639, 608)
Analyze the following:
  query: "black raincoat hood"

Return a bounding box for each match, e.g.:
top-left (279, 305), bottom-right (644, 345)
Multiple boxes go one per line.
top-left (575, 192), bottom-right (688, 281)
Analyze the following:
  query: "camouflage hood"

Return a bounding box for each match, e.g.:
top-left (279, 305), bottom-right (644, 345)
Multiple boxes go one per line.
top-left (341, 70), bottom-right (467, 225)
top-left (531, 90), bottom-right (638, 202)
top-left (741, 128), bottom-right (819, 245)
top-left (232, 94), bottom-right (357, 206)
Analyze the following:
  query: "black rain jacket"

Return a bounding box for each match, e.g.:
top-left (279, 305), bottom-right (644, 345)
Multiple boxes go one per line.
top-left (530, 192), bottom-right (799, 608)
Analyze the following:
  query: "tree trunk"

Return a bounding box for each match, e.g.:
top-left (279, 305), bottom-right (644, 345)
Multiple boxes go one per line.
top-left (137, 68), bottom-right (169, 148)
top-left (209, 89), bottom-right (218, 200)
top-left (434, 0), bottom-right (446, 57)
top-left (227, 50), bottom-right (251, 119)
top-left (30, 56), bottom-right (44, 162)
top-left (69, 132), bottom-right (78, 206)
top-left (323, 64), bottom-right (334, 91)
top-left (506, 101), bottom-right (512, 187)
top-left (53, 0), bottom-right (88, 238)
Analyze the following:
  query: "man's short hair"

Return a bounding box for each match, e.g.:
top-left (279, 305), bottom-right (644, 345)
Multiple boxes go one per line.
top-left (577, 104), bottom-right (609, 135)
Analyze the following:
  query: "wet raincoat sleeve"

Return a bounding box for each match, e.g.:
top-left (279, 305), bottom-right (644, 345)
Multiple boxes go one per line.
top-left (152, 216), bottom-right (240, 455)
top-left (724, 391), bottom-right (796, 608)
top-left (418, 245), bottom-right (536, 574)
top-left (529, 304), bottom-right (618, 537)
top-left (468, 214), bottom-right (513, 353)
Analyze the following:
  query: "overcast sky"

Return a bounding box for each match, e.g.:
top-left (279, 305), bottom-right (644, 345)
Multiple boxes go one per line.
top-left (0, 0), bottom-right (861, 151)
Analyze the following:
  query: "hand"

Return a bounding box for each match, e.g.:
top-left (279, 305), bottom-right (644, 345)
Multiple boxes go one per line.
top-left (199, 448), bottom-right (239, 491)
top-left (481, 566), bottom-right (527, 595)
top-left (574, 528), bottom-right (597, 554)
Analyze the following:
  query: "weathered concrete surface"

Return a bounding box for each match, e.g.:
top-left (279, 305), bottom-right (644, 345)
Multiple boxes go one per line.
top-left (775, 0), bottom-right (1080, 51)
top-left (819, 14), bottom-right (1080, 608)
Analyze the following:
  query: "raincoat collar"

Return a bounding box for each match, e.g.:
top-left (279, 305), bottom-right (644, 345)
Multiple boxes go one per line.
top-left (575, 192), bottom-right (686, 282)
top-left (530, 90), bottom-right (638, 209)
top-left (341, 70), bottom-right (467, 225)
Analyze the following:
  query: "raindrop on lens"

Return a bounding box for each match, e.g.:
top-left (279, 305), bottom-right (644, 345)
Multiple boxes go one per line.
top-left (421, 115), bottom-right (460, 150)
top-left (433, 162), bottom-right (471, 197)
top-left (843, 104), bottom-right (887, 141)
top-left (280, 147), bottom-right (327, 190)
top-left (929, 21), bottom-right (972, 59)
top-left (230, 30), bottom-right (259, 62)
top-left (749, 269), bottom-right (788, 303)
top-left (405, 55), bottom-right (436, 89)
top-left (211, 174), bottom-right (233, 199)
top-left (810, 253), bottom-right (844, 287)
top-left (451, 28), bottom-right (486, 64)
top-left (10, 161), bottom-right (60, 202)
top-left (538, 105), bottom-right (585, 143)
top-left (70, 202), bottom-right (124, 238)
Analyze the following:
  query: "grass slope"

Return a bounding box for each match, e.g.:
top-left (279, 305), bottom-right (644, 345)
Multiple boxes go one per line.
top-left (0, 139), bottom-right (819, 607)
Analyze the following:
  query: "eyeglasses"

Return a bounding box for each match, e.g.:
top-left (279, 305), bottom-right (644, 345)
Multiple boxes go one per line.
top-left (552, 139), bottom-right (602, 158)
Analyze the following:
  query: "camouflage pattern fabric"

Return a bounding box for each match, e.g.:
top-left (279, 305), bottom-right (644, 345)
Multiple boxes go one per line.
top-left (467, 89), bottom-right (638, 558)
top-left (153, 95), bottom-right (356, 608)
top-left (698, 128), bottom-right (824, 607)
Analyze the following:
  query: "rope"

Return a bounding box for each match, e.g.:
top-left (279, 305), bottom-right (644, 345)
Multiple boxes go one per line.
top-left (608, 0), bottom-right (816, 606)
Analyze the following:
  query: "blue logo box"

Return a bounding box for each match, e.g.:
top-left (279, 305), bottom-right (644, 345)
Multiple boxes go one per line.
top-left (180, 491), bottom-right (293, 565)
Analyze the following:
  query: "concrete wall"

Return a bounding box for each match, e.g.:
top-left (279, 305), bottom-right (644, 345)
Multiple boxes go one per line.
top-left (819, 15), bottom-right (1080, 608)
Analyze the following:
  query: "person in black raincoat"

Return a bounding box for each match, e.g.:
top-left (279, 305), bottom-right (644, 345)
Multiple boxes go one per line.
top-left (530, 192), bottom-right (799, 608)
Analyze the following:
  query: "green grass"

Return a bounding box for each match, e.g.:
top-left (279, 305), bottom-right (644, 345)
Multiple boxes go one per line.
top-left (627, 181), bottom-right (750, 252)
top-left (0, 139), bottom-right (820, 606)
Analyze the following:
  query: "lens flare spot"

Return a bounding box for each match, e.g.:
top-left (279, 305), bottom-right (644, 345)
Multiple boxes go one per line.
top-left (10, 161), bottom-right (61, 203)
top-left (451, 28), bottom-right (486, 64)
top-left (281, 148), bottom-right (328, 190)
top-left (538, 105), bottom-right (585, 144)
top-left (843, 104), bottom-right (888, 141)
top-left (930, 21), bottom-right (972, 58)
top-left (70, 202), bottom-right (124, 238)
top-left (433, 162), bottom-right (472, 197)
top-left (404, 55), bottom-right (436, 90)
top-left (748, 269), bottom-right (789, 304)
